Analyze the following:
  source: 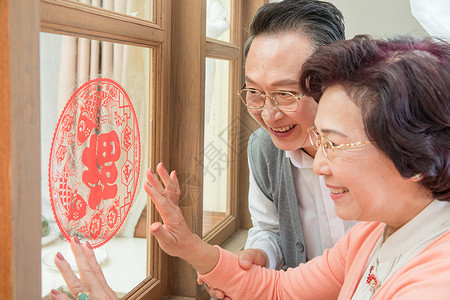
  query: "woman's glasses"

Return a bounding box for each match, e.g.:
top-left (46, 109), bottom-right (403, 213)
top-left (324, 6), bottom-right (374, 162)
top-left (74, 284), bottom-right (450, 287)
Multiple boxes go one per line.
top-left (307, 125), bottom-right (373, 160)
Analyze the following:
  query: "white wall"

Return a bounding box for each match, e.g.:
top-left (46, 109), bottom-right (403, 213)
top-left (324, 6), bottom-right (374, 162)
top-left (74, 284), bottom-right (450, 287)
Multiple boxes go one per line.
top-left (327, 0), bottom-right (428, 38)
top-left (269, 0), bottom-right (429, 38)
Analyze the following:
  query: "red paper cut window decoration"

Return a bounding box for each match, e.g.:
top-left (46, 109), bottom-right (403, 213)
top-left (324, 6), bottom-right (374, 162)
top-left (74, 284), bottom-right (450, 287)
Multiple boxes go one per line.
top-left (49, 78), bottom-right (141, 248)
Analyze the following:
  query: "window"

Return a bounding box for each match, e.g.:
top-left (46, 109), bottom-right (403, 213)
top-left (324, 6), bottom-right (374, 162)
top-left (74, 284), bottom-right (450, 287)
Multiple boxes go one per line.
top-left (39, 0), bottom-right (170, 298)
top-left (2, 0), bottom-right (265, 298)
top-left (40, 33), bottom-right (152, 297)
top-left (202, 0), bottom-right (241, 241)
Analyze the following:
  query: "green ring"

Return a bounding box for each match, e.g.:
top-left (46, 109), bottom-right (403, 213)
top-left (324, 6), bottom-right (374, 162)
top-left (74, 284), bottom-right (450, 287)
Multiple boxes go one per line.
top-left (77, 292), bottom-right (89, 300)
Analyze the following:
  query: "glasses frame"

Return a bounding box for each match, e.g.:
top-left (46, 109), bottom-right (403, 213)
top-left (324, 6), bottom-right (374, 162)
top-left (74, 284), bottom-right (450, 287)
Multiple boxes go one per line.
top-left (307, 125), bottom-right (373, 160)
top-left (237, 84), bottom-right (304, 112)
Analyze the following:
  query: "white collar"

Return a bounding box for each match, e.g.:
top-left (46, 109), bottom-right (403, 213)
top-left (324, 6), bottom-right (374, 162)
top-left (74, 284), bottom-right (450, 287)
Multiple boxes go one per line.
top-left (378, 199), bottom-right (450, 260)
top-left (286, 149), bottom-right (314, 169)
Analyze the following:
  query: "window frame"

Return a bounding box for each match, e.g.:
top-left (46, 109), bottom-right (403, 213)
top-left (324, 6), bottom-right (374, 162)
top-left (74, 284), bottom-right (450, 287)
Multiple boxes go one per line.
top-left (202, 1), bottom-right (243, 248)
top-left (1, 0), bottom-right (264, 298)
top-left (2, 0), bottom-right (42, 299)
top-left (40, 0), bottom-right (172, 299)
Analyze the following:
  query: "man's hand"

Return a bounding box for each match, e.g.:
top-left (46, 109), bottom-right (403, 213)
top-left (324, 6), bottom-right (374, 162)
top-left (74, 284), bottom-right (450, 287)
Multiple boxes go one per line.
top-left (237, 248), bottom-right (269, 269)
top-left (197, 248), bottom-right (269, 299)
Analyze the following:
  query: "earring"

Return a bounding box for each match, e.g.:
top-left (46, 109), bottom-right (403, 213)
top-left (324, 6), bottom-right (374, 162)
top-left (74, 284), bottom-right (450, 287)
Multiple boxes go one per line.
top-left (411, 173), bottom-right (423, 181)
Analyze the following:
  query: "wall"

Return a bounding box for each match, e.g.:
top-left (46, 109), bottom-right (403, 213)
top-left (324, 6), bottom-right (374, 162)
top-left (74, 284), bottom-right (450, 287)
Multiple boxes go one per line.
top-left (269, 0), bottom-right (429, 38)
top-left (328, 0), bottom-right (428, 38)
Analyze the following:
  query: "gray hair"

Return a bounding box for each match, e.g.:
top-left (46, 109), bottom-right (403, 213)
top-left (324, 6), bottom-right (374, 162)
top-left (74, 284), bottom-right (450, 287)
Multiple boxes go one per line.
top-left (244, 0), bottom-right (345, 61)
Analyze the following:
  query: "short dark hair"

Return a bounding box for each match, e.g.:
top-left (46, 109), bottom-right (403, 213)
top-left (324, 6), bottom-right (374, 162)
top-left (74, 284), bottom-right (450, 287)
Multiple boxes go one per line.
top-left (300, 35), bottom-right (450, 201)
top-left (244, 0), bottom-right (345, 61)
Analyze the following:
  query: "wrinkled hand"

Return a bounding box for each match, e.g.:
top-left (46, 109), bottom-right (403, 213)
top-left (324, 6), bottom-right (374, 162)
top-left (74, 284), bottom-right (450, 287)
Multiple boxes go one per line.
top-left (50, 236), bottom-right (118, 300)
top-left (145, 163), bottom-right (219, 274)
top-left (197, 248), bottom-right (269, 299)
top-left (144, 162), bottom-right (195, 258)
top-left (51, 162), bottom-right (219, 300)
top-left (236, 248), bottom-right (269, 269)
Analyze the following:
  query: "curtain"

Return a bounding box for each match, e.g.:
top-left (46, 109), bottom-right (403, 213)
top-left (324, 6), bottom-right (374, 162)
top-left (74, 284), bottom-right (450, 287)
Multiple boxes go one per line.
top-left (56, 0), bottom-right (149, 237)
top-left (410, 0), bottom-right (449, 39)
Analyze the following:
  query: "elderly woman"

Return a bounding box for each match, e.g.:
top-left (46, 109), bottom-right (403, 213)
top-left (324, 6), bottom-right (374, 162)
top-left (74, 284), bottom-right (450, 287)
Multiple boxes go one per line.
top-left (51, 35), bottom-right (450, 299)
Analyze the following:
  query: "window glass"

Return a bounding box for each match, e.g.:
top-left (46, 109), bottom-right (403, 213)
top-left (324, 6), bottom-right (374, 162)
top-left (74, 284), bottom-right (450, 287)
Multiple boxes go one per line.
top-left (202, 57), bottom-right (230, 235)
top-left (40, 32), bottom-right (150, 298)
top-left (69, 0), bottom-right (153, 22)
top-left (206, 0), bottom-right (231, 43)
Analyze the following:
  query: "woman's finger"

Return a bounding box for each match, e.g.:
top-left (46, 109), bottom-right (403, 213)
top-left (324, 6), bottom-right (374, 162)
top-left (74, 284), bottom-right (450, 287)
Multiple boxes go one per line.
top-left (169, 170), bottom-right (181, 204)
top-left (53, 249), bottom-right (86, 297)
top-left (82, 241), bottom-right (112, 291)
top-left (49, 289), bottom-right (72, 300)
top-left (156, 162), bottom-right (172, 188)
top-left (70, 237), bottom-right (104, 290)
top-left (69, 237), bottom-right (119, 299)
top-left (170, 170), bottom-right (180, 190)
top-left (146, 168), bottom-right (166, 196)
top-left (156, 163), bottom-right (181, 197)
top-left (144, 181), bottom-right (180, 224)
top-left (149, 222), bottom-right (176, 253)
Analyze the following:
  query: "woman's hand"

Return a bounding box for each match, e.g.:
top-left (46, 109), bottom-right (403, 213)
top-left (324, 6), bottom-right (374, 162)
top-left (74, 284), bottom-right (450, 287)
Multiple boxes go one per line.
top-left (144, 162), bottom-right (193, 259)
top-left (50, 162), bottom-right (219, 300)
top-left (145, 162), bottom-right (219, 274)
top-left (50, 236), bottom-right (118, 300)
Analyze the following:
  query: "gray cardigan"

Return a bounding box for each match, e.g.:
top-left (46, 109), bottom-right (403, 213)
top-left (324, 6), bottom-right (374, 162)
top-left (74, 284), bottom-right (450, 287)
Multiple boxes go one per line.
top-left (247, 127), bottom-right (306, 268)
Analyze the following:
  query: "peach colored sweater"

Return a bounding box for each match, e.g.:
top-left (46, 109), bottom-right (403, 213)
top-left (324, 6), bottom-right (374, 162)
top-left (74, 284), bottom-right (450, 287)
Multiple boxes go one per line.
top-left (199, 222), bottom-right (450, 299)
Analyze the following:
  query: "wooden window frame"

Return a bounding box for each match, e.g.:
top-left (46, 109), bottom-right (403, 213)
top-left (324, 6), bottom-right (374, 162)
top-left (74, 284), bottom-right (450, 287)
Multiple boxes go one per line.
top-left (202, 1), bottom-right (243, 248)
top-left (2, 0), bottom-right (42, 298)
top-left (2, 0), bottom-right (171, 298)
top-left (40, 1), bottom-right (172, 299)
top-left (1, 0), bottom-right (265, 299)
top-left (167, 1), bottom-right (265, 298)
top-left (167, 2), bottom-right (245, 298)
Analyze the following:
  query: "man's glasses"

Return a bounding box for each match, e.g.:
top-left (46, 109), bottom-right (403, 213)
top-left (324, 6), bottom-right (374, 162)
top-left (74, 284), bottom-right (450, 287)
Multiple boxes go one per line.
top-left (307, 125), bottom-right (373, 160)
top-left (237, 84), bottom-right (304, 112)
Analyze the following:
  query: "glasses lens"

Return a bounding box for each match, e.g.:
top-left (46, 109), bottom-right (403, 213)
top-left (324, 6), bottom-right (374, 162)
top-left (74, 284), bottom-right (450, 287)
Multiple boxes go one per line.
top-left (308, 128), bottom-right (319, 150)
top-left (241, 89), bottom-right (264, 108)
top-left (322, 140), bottom-right (333, 160)
top-left (273, 91), bottom-right (299, 111)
